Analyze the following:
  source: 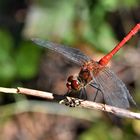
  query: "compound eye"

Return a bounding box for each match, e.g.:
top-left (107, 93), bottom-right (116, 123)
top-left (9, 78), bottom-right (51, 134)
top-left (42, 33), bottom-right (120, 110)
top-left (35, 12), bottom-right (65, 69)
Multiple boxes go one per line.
top-left (71, 80), bottom-right (80, 90)
top-left (67, 75), bottom-right (74, 82)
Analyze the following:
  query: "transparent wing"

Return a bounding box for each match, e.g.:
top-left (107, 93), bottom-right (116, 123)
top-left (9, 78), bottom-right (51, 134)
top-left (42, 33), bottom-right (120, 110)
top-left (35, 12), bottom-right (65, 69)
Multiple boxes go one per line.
top-left (93, 67), bottom-right (136, 109)
top-left (32, 38), bottom-right (91, 65)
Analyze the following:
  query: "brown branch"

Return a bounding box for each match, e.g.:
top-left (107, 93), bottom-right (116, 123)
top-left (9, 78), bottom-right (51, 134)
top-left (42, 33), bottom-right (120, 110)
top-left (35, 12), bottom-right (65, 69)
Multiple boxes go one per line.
top-left (0, 87), bottom-right (65, 101)
top-left (0, 87), bottom-right (140, 120)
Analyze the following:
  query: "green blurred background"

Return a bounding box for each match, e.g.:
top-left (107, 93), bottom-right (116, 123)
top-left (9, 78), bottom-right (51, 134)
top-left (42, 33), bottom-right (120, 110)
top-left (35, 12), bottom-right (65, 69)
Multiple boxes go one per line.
top-left (0, 0), bottom-right (140, 140)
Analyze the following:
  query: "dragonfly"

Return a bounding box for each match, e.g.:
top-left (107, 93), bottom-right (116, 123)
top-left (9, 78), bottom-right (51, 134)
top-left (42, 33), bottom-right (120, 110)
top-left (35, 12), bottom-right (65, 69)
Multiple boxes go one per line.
top-left (32, 23), bottom-right (140, 109)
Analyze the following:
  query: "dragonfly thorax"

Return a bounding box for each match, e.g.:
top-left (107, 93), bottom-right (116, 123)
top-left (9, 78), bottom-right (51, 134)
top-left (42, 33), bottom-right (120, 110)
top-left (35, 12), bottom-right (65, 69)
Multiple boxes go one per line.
top-left (79, 68), bottom-right (93, 85)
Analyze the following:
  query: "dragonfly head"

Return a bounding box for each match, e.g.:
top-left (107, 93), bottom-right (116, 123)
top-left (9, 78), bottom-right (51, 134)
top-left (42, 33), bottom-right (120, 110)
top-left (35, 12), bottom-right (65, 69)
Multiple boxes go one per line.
top-left (66, 75), bottom-right (81, 91)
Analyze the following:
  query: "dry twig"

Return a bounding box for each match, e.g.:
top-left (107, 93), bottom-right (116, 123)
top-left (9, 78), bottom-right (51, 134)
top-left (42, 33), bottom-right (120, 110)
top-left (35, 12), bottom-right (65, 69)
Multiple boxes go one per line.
top-left (0, 87), bottom-right (140, 120)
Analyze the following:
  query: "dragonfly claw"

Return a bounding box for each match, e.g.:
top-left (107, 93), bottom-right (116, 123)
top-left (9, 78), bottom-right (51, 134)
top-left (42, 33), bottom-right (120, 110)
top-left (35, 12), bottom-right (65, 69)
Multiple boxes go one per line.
top-left (59, 97), bottom-right (81, 107)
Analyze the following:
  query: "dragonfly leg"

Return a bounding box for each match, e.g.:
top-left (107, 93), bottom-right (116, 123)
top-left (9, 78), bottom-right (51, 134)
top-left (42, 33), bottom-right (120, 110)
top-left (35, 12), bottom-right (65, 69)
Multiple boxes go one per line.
top-left (64, 90), bottom-right (71, 97)
top-left (61, 96), bottom-right (81, 107)
top-left (89, 83), bottom-right (104, 102)
top-left (62, 90), bottom-right (82, 107)
top-left (93, 89), bottom-right (98, 102)
top-left (83, 88), bottom-right (88, 100)
top-left (79, 88), bottom-right (87, 100)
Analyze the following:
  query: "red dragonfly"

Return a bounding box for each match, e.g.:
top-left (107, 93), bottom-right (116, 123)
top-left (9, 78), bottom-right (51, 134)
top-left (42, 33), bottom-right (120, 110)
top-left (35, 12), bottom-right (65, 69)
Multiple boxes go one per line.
top-left (32, 23), bottom-right (140, 109)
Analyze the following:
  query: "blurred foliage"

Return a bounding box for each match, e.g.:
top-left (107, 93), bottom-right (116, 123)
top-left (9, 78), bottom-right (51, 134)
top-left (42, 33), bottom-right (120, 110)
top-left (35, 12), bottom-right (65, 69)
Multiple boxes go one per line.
top-left (0, 0), bottom-right (140, 140)
top-left (15, 41), bottom-right (41, 79)
top-left (79, 121), bottom-right (122, 140)
top-left (0, 29), bottom-right (16, 85)
top-left (0, 29), bottom-right (41, 85)
top-left (79, 119), bottom-right (139, 140)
